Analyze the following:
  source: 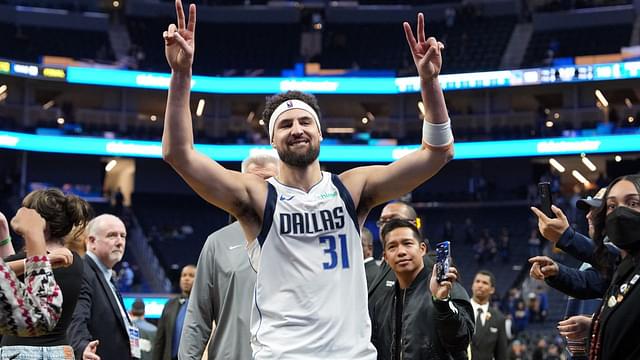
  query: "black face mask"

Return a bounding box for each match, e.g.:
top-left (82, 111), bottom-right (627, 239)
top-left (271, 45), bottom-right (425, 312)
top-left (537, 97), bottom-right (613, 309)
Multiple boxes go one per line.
top-left (606, 206), bottom-right (640, 251)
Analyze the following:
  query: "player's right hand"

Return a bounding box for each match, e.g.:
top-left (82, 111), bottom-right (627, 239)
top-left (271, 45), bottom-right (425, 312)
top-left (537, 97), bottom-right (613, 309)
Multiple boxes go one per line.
top-left (164, 0), bottom-right (196, 73)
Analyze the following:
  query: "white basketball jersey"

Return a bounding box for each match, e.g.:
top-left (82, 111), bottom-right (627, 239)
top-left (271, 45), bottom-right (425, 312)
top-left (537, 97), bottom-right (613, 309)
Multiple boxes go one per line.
top-left (249, 172), bottom-right (377, 360)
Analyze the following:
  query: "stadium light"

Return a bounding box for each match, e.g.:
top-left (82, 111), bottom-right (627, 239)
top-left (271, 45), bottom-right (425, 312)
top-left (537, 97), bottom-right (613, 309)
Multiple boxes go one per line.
top-left (196, 99), bottom-right (205, 117)
top-left (0, 84), bottom-right (6, 95)
top-left (42, 100), bottom-right (55, 110)
top-left (105, 159), bottom-right (117, 172)
top-left (595, 90), bottom-right (608, 108)
top-left (327, 127), bottom-right (355, 134)
top-left (57, 117), bottom-right (65, 125)
top-left (548, 158), bottom-right (565, 173)
top-left (361, 117), bottom-right (369, 124)
top-left (615, 155), bottom-right (622, 162)
top-left (150, 115), bottom-right (157, 122)
top-left (572, 170), bottom-right (590, 185)
top-left (247, 111), bottom-right (255, 123)
top-left (581, 155), bottom-right (597, 172)
top-left (417, 101), bottom-right (425, 117)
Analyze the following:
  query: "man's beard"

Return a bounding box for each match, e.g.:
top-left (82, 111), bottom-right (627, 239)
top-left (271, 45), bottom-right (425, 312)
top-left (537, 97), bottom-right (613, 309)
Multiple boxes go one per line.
top-left (277, 142), bottom-right (320, 168)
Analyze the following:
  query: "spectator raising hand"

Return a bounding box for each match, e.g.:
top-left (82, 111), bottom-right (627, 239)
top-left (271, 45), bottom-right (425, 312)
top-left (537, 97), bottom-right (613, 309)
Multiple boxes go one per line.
top-left (530, 205), bottom-right (569, 244)
top-left (0, 208), bottom-right (64, 336)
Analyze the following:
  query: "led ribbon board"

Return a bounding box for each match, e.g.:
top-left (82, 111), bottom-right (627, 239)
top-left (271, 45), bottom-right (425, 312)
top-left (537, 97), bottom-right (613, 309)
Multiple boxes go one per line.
top-left (61, 61), bottom-right (640, 94)
top-left (3, 57), bottom-right (640, 93)
top-left (1, 130), bottom-right (639, 161)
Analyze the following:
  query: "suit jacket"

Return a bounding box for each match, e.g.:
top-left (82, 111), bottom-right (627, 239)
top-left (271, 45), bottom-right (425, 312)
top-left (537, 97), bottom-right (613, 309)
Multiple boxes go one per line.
top-left (68, 255), bottom-right (132, 360)
top-left (153, 296), bottom-right (187, 360)
top-left (470, 307), bottom-right (508, 360)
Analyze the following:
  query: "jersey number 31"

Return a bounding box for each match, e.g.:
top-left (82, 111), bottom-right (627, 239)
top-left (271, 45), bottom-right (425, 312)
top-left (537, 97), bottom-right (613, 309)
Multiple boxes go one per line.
top-left (319, 234), bottom-right (350, 270)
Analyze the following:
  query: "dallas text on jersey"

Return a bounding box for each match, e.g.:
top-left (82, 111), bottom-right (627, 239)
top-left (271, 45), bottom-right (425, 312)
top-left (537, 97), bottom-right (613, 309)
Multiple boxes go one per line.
top-left (279, 206), bottom-right (346, 235)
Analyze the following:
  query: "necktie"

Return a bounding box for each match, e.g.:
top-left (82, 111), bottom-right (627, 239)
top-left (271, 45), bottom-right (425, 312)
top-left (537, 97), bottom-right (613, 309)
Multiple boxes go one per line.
top-left (110, 276), bottom-right (132, 324)
top-left (475, 308), bottom-right (484, 331)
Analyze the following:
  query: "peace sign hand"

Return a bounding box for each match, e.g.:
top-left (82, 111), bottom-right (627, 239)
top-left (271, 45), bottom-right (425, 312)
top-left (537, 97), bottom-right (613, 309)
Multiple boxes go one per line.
top-left (403, 13), bottom-right (444, 81)
top-left (163, 0), bottom-right (196, 73)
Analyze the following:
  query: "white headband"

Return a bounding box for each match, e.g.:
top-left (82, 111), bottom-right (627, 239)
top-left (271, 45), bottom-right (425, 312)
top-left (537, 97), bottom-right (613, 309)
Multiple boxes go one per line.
top-left (268, 99), bottom-right (321, 142)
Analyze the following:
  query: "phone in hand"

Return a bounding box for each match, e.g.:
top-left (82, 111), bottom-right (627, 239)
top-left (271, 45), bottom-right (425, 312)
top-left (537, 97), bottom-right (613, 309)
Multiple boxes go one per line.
top-left (538, 182), bottom-right (555, 219)
top-left (435, 241), bottom-right (451, 283)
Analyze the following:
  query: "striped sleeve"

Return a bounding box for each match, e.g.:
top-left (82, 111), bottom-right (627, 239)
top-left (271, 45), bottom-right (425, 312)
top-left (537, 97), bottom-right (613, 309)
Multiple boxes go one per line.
top-left (0, 256), bottom-right (63, 336)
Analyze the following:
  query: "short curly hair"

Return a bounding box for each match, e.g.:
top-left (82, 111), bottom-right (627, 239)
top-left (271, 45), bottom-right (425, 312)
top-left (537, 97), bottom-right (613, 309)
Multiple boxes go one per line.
top-left (262, 91), bottom-right (321, 130)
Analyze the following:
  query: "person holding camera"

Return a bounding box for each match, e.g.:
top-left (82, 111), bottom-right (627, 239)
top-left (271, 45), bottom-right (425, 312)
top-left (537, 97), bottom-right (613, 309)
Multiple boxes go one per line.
top-left (369, 219), bottom-right (473, 360)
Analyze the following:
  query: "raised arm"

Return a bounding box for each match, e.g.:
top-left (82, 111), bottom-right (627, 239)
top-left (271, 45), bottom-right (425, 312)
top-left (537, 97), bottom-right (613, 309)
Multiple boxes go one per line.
top-left (162, 0), bottom-right (265, 237)
top-left (0, 208), bottom-right (63, 337)
top-left (340, 13), bottom-right (453, 216)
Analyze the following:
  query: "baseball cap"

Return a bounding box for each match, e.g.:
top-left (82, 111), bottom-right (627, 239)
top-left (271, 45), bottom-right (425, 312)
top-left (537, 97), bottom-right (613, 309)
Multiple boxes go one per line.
top-left (576, 187), bottom-right (607, 211)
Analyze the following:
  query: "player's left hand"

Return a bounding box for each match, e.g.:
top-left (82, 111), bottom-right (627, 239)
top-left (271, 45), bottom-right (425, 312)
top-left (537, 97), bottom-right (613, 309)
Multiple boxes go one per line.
top-left (430, 265), bottom-right (457, 300)
top-left (403, 13), bottom-right (444, 81)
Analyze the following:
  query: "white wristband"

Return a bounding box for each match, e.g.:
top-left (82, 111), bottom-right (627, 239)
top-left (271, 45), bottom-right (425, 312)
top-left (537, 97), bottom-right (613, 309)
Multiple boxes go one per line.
top-left (422, 119), bottom-right (453, 147)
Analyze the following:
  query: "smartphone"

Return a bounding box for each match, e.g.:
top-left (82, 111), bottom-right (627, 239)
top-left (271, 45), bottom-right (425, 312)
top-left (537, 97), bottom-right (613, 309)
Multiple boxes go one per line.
top-left (435, 241), bottom-right (451, 283)
top-left (538, 182), bottom-right (555, 218)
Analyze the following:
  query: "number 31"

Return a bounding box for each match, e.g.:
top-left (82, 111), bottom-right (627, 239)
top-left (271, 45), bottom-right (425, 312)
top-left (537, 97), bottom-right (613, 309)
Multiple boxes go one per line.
top-left (319, 234), bottom-right (350, 270)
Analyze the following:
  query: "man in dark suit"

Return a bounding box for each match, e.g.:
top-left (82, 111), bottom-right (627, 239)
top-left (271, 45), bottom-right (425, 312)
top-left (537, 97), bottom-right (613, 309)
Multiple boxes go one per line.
top-left (362, 227), bottom-right (378, 289)
top-left (470, 270), bottom-right (508, 360)
top-left (68, 214), bottom-right (136, 360)
top-left (153, 264), bottom-right (196, 360)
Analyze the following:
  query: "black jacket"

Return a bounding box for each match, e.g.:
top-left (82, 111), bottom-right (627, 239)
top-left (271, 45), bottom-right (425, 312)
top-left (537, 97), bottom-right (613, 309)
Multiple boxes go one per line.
top-left (369, 266), bottom-right (474, 360)
top-left (152, 295), bottom-right (188, 360)
top-left (593, 257), bottom-right (640, 360)
top-left (369, 254), bottom-right (436, 307)
top-left (68, 255), bottom-right (133, 359)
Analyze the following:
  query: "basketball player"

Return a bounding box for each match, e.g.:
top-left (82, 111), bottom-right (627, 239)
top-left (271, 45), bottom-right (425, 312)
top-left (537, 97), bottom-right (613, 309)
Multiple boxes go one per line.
top-left (162, 1), bottom-right (453, 358)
